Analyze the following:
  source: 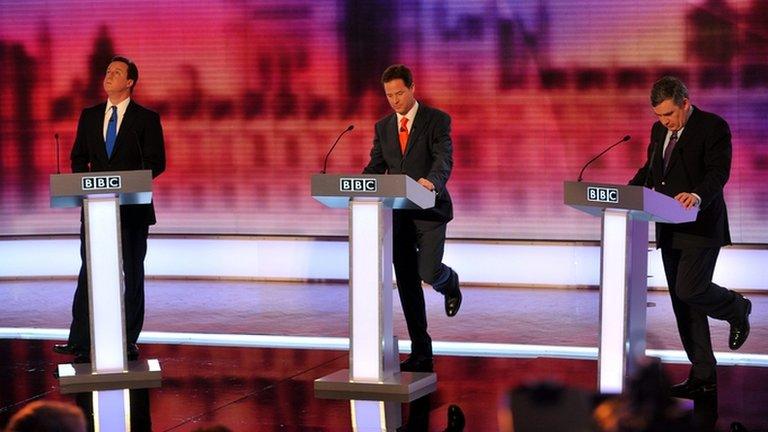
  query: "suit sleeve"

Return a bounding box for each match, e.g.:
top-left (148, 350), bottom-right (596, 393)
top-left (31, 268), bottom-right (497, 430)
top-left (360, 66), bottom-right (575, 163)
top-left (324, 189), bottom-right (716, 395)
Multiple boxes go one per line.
top-left (70, 109), bottom-right (91, 173)
top-left (362, 122), bottom-right (388, 174)
top-left (425, 112), bottom-right (453, 192)
top-left (692, 117), bottom-right (731, 209)
top-left (141, 111), bottom-right (166, 178)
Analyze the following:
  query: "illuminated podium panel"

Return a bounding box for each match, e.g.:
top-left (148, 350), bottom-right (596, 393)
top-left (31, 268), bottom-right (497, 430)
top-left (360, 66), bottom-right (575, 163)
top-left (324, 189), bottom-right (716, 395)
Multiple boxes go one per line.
top-left (564, 181), bottom-right (697, 393)
top-left (50, 170), bottom-right (161, 432)
top-left (312, 174), bottom-right (437, 411)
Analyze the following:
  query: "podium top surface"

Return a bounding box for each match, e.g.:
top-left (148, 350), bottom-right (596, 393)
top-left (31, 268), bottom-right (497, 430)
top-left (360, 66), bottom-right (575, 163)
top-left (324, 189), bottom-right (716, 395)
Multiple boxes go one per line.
top-left (311, 174), bottom-right (436, 210)
top-left (564, 181), bottom-right (698, 224)
top-left (50, 170), bottom-right (153, 208)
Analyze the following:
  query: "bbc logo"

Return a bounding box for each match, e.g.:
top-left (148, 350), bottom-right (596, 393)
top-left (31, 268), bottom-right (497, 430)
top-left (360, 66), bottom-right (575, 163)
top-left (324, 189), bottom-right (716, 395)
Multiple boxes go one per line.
top-left (81, 175), bottom-right (121, 191)
top-left (586, 186), bottom-right (618, 203)
top-left (340, 178), bottom-right (377, 192)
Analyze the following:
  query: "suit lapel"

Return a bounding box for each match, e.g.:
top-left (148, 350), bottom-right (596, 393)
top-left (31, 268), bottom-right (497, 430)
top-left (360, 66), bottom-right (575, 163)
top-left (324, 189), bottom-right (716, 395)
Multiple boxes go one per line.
top-left (651, 128), bottom-right (665, 180)
top-left (403, 106), bottom-right (429, 158)
top-left (383, 114), bottom-right (401, 161)
top-left (664, 106), bottom-right (699, 175)
top-left (91, 103), bottom-right (110, 161)
top-left (111, 101), bottom-right (138, 160)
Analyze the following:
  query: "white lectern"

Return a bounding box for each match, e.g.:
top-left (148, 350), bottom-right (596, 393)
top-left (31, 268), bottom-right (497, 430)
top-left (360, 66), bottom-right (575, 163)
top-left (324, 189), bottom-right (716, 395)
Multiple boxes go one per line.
top-left (564, 181), bottom-right (697, 393)
top-left (311, 174), bottom-right (438, 412)
top-left (50, 170), bottom-right (162, 431)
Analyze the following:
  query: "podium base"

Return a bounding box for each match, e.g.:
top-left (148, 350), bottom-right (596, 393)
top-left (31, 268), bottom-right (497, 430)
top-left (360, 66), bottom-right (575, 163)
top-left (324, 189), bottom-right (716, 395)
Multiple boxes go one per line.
top-left (57, 359), bottom-right (162, 394)
top-left (314, 369), bottom-right (436, 402)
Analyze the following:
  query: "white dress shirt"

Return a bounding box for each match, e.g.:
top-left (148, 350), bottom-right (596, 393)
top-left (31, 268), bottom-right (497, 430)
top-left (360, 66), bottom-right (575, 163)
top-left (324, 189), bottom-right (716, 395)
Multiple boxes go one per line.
top-left (103, 97), bottom-right (131, 141)
top-left (396, 100), bottom-right (419, 134)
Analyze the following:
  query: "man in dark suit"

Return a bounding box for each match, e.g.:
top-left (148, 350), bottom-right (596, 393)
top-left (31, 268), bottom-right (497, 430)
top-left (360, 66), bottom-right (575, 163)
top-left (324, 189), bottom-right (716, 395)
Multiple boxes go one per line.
top-left (629, 76), bottom-right (751, 399)
top-left (363, 64), bottom-right (462, 373)
top-left (53, 56), bottom-right (166, 361)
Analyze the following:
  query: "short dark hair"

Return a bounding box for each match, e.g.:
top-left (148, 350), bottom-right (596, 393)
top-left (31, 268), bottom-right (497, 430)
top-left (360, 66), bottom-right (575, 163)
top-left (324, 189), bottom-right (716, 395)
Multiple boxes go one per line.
top-left (381, 64), bottom-right (413, 88)
top-left (111, 55), bottom-right (139, 92)
top-left (6, 400), bottom-right (86, 432)
top-left (650, 76), bottom-right (688, 107)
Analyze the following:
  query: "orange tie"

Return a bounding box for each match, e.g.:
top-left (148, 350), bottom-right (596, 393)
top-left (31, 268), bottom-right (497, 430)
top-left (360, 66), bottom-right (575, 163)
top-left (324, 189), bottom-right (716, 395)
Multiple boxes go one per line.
top-left (399, 117), bottom-right (409, 154)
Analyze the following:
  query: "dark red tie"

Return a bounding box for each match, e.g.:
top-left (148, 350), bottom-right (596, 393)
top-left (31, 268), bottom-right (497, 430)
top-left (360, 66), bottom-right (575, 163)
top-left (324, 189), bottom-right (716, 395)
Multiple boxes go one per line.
top-left (663, 131), bottom-right (678, 171)
top-left (399, 117), bottom-right (409, 154)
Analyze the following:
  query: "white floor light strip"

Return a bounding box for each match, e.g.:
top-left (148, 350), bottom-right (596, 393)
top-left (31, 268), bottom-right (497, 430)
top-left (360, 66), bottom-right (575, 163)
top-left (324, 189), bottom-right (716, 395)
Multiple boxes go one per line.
top-left (2, 327), bottom-right (767, 367)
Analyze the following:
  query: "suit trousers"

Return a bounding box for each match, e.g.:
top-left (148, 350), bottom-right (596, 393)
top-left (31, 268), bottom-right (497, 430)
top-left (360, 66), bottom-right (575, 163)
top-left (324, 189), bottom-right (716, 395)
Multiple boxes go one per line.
top-left (661, 246), bottom-right (741, 383)
top-left (392, 212), bottom-right (453, 358)
top-left (68, 222), bottom-right (149, 350)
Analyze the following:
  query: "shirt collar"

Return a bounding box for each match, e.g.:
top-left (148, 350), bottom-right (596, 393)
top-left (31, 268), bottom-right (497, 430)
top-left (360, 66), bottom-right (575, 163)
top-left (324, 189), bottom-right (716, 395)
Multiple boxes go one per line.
top-left (105, 97), bottom-right (131, 115)
top-left (396, 100), bottom-right (419, 126)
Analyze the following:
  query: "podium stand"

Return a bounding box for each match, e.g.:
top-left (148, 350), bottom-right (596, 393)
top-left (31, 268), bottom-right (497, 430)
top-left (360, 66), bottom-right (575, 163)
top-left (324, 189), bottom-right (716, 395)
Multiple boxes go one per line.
top-left (50, 170), bottom-right (161, 431)
top-left (311, 174), bottom-right (438, 408)
top-left (564, 181), bottom-right (697, 393)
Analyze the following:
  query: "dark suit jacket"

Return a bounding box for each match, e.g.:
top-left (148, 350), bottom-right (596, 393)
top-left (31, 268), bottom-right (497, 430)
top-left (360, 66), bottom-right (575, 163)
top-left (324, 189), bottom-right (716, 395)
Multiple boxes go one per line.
top-left (629, 106), bottom-right (731, 248)
top-left (70, 100), bottom-right (166, 226)
top-left (363, 104), bottom-right (453, 223)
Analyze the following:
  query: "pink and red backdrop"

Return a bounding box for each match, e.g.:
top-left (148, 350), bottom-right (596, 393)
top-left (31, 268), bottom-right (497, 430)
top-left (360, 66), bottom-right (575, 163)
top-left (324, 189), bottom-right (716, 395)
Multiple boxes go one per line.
top-left (1, 0), bottom-right (766, 242)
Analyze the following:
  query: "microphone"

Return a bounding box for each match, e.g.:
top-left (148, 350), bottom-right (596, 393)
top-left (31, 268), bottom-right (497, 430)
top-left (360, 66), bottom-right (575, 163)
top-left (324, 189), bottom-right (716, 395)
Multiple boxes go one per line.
top-left (321, 125), bottom-right (354, 174)
top-left (645, 140), bottom-right (659, 187)
top-left (54, 133), bottom-right (61, 174)
top-left (577, 135), bottom-right (631, 182)
top-left (133, 130), bottom-right (145, 171)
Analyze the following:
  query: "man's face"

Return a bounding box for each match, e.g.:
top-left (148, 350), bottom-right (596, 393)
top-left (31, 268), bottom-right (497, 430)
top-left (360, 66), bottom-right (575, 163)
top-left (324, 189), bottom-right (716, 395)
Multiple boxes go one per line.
top-left (384, 79), bottom-right (415, 115)
top-left (652, 97), bottom-right (690, 132)
top-left (103, 61), bottom-right (133, 97)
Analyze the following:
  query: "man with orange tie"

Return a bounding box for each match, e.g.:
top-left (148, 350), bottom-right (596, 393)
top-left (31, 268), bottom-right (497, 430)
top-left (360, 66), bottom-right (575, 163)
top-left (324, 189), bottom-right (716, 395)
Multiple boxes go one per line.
top-left (363, 64), bottom-right (462, 373)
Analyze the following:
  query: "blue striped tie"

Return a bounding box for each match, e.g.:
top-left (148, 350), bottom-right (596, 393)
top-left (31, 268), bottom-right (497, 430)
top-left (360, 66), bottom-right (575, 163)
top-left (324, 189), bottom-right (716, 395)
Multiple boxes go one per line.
top-left (105, 106), bottom-right (117, 157)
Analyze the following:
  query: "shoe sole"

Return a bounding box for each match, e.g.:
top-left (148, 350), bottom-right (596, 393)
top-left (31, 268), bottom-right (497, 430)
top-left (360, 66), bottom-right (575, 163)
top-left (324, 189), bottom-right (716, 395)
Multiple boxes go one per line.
top-left (52, 347), bottom-right (78, 356)
top-left (671, 388), bottom-right (717, 399)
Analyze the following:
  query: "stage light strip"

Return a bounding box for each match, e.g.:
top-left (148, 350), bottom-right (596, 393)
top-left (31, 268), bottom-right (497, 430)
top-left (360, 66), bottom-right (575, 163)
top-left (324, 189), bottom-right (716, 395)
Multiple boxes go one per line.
top-left (3, 327), bottom-right (768, 367)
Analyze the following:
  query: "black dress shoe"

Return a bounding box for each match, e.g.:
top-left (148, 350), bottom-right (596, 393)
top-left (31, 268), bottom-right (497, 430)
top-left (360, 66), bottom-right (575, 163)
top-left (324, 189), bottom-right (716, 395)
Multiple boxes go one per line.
top-left (445, 404), bottom-right (465, 431)
top-left (670, 377), bottom-right (717, 399)
top-left (73, 354), bottom-right (91, 364)
top-left (400, 355), bottom-right (434, 373)
top-left (729, 297), bottom-right (751, 350)
top-left (444, 271), bottom-right (462, 317)
top-left (730, 421), bottom-right (748, 432)
top-left (52, 343), bottom-right (79, 355)
top-left (127, 343), bottom-right (140, 360)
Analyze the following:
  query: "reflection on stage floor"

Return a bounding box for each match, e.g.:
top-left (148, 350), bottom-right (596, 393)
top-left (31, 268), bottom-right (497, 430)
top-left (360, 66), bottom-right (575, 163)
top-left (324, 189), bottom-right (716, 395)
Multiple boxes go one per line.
top-left (1, 340), bottom-right (767, 431)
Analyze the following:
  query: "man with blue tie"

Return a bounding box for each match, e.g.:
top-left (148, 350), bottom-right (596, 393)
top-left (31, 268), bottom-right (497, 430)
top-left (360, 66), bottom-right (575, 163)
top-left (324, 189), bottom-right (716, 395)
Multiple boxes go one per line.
top-left (53, 56), bottom-right (166, 362)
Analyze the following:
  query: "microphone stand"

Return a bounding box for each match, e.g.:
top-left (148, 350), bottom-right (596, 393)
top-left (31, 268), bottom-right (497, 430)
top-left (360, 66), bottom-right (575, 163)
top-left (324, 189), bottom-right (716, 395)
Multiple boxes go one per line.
top-left (577, 135), bottom-right (631, 182)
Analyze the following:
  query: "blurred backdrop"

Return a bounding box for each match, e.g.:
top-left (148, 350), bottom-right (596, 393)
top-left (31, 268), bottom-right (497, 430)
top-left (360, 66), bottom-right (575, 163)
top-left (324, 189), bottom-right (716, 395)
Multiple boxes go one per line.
top-left (1, 0), bottom-right (766, 242)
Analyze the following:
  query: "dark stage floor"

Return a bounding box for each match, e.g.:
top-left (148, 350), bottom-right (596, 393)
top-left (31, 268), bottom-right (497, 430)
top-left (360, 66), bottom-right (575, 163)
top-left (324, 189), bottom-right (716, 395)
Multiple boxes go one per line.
top-left (1, 280), bottom-right (767, 430)
top-left (1, 340), bottom-right (768, 431)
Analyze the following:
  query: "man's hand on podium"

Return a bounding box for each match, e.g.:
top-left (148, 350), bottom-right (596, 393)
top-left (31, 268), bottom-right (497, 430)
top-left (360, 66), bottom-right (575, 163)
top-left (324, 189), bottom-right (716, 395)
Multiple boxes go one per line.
top-left (674, 192), bottom-right (700, 209)
top-left (417, 178), bottom-right (435, 191)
